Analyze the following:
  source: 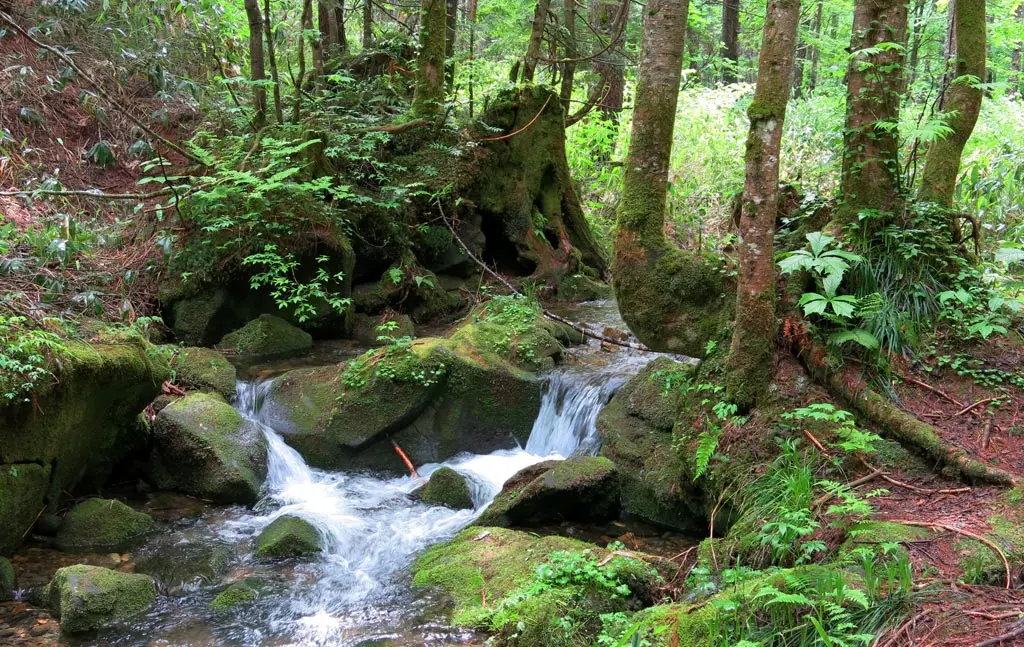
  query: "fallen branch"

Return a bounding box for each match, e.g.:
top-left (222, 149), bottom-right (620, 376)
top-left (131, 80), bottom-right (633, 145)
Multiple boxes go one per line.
top-left (347, 119), bottom-right (430, 135)
top-left (958, 397), bottom-right (997, 417)
top-left (888, 519), bottom-right (1011, 589)
top-left (901, 375), bottom-right (965, 408)
top-left (857, 458), bottom-right (972, 495)
top-left (389, 438), bottom-right (420, 479)
top-left (969, 618), bottom-right (1024, 647)
top-left (981, 416), bottom-right (996, 450)
top-left (813, 469), bottom-right (883, 509)
top-left (874, 610), bottom-right (929, 647)
top-left (474, 94), bottom-right (552, 142)
top-left (0, 187), bottom-right (178, 200)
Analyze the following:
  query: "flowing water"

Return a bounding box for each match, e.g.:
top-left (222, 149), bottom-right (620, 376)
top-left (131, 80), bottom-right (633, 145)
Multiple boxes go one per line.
top-left (84, 301), bottom-right (668, 647)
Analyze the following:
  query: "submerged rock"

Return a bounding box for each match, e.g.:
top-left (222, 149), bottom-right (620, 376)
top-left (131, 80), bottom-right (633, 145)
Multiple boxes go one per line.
top-left (476, 457), bottom-right (620, 527)
top-left (134, 540), bottom-right (234, 593)
top-left (47, 565), bottom-right (156, 634)
top-left (209, 578), bottom-right (265, 610)
top-left (254, 516), bottom-right (323, 559)
top-left (167, 346), bottom-right (237, 399)
top-left (0, 557), bottom-right (15, 601)
top-left (55, 499), bottom-right (154, 553)
top-left (418, 467), bottom-right (474, 509)
top-left (152, 393), bottom-right (268, 505)
top-left (218, 314), bottom-right (313, 360)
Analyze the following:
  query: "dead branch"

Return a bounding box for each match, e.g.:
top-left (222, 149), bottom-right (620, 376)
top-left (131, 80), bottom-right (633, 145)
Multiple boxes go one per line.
top-left (889, 519), bottom-right (1011, 589)
top-left (969, 618), bottom-right (1024, 647)
top-left (958, 397), bottom-right (997, 417)
top-left (474, 94), bottom-right (553, 142)
top-left (901, 375), bottom-right (965, 408)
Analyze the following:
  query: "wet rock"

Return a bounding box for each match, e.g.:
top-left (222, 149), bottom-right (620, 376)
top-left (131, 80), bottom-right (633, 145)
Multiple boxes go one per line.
top-left (152, 393), bottom-right (268, 505)
top-left (0, 557), bottom-right (15, 601)
top-left (351, 313), bottom-right (416, 346)
top-left (476, 457), bottom-right (620, 527)
top-left (166, 346), bottom-right (237, 399)
top-left (218, 314), bottom-right (313, 360)
top-left (556, 273), bottom-right (612, 302)
top-left (34, 514), bottom-right (62, 537)
top-left (417, 467), bottom-right (473, 509)
top-left (208, 578), bottom-right (265, 610)
top-left (55, 499), bottom-right (153, 553)
top-left (254, 516), bottom-right (322, 560)
top-left (46, 565), bottom-right (156, 634)
top-left (134, 540), bottom-right (233, 593)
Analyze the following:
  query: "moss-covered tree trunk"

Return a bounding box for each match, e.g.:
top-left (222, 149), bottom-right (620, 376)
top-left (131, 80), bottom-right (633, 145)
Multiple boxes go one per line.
top-left (721, 0), bottom-right (740, 82)
top-left (613, 0), bottom-right (731, 356)
top-left (521, 0), bottom-right (552, 82)
top-left (263, 0), bottom-right (285, 124)
top-left (725, 0), bottom-right (800, 409)
top-left (836, 0), bottom-right (907, 229)
top-left (559, 0), bottom-right (577, 114)
top-left (244, 0), bottom-right (267, 127)
top-left (363, 0), bottom-right (374, 48)
top-left (413, 0), bottom-right (448, 114)
top-left (918, 0), bottom-right (985, 213)
top-left (445, 0), bottom-right (459, 92)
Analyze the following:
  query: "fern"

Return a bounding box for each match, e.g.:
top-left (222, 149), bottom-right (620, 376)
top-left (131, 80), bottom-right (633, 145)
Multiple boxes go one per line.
top-left (693, 426), bottom-right (722, 479)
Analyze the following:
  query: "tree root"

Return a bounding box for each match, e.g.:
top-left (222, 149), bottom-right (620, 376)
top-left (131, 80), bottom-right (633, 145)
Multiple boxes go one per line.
top-left (789, 327), bottom-right (1018, 488)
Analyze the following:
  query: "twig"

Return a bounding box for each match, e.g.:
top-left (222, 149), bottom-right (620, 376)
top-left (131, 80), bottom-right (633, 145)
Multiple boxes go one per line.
top-left (0, 188), bottom-right (178, 199)
top-left (901, 375), bottom-right (965, 408)
top-left (969, 618), bottom-right (1024, 647)
top-left (858, 457), bottom-right (972, 495)
top-left (803, 429), bottom-right (831, 455)
top-left (874, 610), bottom-right (929, 647)
top-left (888, 519), bottom-right (1011, 589)
top-left (964, 610), bottom-right (1024, 621)
top-left (958, 397), bottom-right (997, 417)
top-left (813, 469), bottom-right (883, 509)
top-left (474, 94), bottom-right (553, 142)
top-left (389, 438), bottom-right (420, 479)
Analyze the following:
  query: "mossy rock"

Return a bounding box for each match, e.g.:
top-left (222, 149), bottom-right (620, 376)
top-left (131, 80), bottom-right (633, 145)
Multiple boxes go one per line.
top-left (838, 521), bottom-right (931, 561)
top-left (476, 457), bottom-right (620, 527)
top-left (254, 516), bottom-right (323, 560)
top-left (351, 313), bottom-right (416, 346)
top-left (419, 467), bottom-right (474, 509)
top-left (167, 286), bottom-right (228, 346)
top-left (556, 273), bottom-right (612, 302)
top-left (47, 565), bottom-right (157, 635)
top-left (152, 393), bottom-right (268, 505)
top-left (55, 499), bottom-right (154, 553)
top-left (0, 334), bottom-right (170, 555)
top-left (134, 541), bottom-right (234, 594)
top-left (167, 346), bottom-right (237, 399)
top-left (218, 314), bottom-right (313, 360)
top-left (209, 578), bottom-right (265, 610)
top-left (0, 557), bottom-right (15, 601)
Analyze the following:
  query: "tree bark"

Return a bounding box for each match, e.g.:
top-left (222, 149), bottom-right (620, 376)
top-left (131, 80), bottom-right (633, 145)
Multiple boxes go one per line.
top-left (363, 0), bottom-right (374, 49)
top-left (311, 0), bottom-right (325, 82)
top-left (521, 0), bottom-right (553, 82)
top-left (906, 0), bottom-right (925, 90)
top-left (445, 0), bottom-right (459, 93)
top-left (836, 0), bottom-right (908, 230)
top-left (721, 0), bottom-right (740, 83)
top-left (808, 0), bottom-right (823, 93)
top-left (412, 0), bottom-right (447, 114)
top-left (591, 0), bottom-right (629, 121)
top-left (612, 0), bottom-right (730, 355)
top-left (918, 0), bottom-right (985, 212)
top-left (336, 3), bottom-right (349, 54)
top-left (263, 0), bottom-right (285, 123)
top-left (294, 0), bottom-right (313, 121)
top-left (725, 0), bottom-right (801, 410)
top-left (559, 0), bottom-right (577, 114)
top-left (1012, 3), bottom-right (1024, 95)
top-left (244, 0), bottom-right (267, 128)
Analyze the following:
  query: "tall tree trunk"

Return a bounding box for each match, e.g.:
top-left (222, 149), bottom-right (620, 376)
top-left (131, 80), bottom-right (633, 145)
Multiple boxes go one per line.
top-left (244, 0), bottom-right (267, 128)
top-left (311, 0), bottom-right (325, 82)
top-left (445, 0), bottom-right (458, 93)
top-left (468, 0), bottom-right (477, 116)
top-left (263, 0), bottom-right (285, 123)
top-left (906, 0), bottom-right (925, 90)
top-left (363, 0), bottom-right (374, 48)
top-left (808, 0), bottom-right (823, 92)
top-left (294, 0), bottom-right (313, 121)
top-left (918, 0), bottom-right (985, 214)
top-left (613, 0), bottom-right (730, 355)
top-left (413, 0), bottom-right (447, 114)
top-left (521, 0), bottom-right (552, 82)
top-left (793, 22), bottom-right (808, 98)
top-left (721, 0), bottom-right (740, 82)
top-left (725, 0), bottom-right (801, 409)
top-left (591, 0), bottom-right (629, 121)
top-left (836, 0), bottom-right (908, 230)
top-left (1012, 3), bottom-right (1024, 95)
top-left (559, 0), bottom-right (577, 113)
top-left (336, 3), bottom-right (349, 54)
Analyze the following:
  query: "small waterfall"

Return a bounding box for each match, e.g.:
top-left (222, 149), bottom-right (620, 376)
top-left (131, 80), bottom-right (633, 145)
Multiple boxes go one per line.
top-left (524, 369), bottom-right (628, 458)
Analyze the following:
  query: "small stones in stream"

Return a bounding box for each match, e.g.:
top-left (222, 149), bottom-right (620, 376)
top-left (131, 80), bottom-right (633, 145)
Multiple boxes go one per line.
top-left (0, 602), bottom-right (59, 647)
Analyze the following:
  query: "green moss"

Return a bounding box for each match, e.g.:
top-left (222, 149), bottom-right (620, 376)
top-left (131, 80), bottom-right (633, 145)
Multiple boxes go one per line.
top-left (556, 274), bottom-right (612, 302)
top-left (955, 510), bottom-right (1024, 584)
top-left (0, 463), bottom-right (51, 556)
top-left (55, 499), bottom-right (154, 553)
top-left (421, 467), bottom-right (474, 509)
top-left (838, 521), bottom-right (931, 561)
top-left (167, 346), bottom-right (237, 399)
top-left (218, 314), bottom-right (313, 359)
top-left (169, 287), bottom-right (227, 346)
top-left (255, 516), bottom-right (323, 559)
top-left (209, 579), bottom-right (264, 610)
top-left (0, 557), bottom-right (15, 601)
top-left (47, 565), bottom-right (157, 634)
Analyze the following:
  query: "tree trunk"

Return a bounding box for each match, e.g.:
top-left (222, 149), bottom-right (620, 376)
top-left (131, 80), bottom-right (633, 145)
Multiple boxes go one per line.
top-left (918, 0), bottom-right (985, 212)
top-left (793, 22), bottom-right (807, 99)
top-left (521, 0), bottom-right (552, 82)
top-left (590, 0), bottom-right (629, 121)
top-left (412, 0), bottom-right (447, 114)
top-left (559, 0), bottom-right (577, 114)
top-left (445, 0), bottom-right (458, 93)
top-left (363, 0), bottom-right (374, 49)
top-left (836, 0), bottom-right (908, 230)
top-left (612, 0), bottom-right (731, 355)
top-left (468, 0), bottom-right (477, 116)
top-left (906, 0), bottom-right (925, 90)
top-left (1011, 4), bottom-right (1024, 95)
top-left (294, 0), bottom-right (313, 121)
top-left (263, 0), bottom-right (285, 123)
top-left (808, 0), bottom-right (823, 93)
top-left (725, 0), bottom-right (801, 409)
top-left (721, 0), bottom-right (740, 83)
top-left (311, 0), bottom-right (325, 82)
top-left (244, 0), bottom-right (267, 128)
top-left (336, 3), bottom-right (349, 55)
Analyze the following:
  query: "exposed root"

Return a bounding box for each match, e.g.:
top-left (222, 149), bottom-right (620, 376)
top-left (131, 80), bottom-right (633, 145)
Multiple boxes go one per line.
top-left (968, 618), bottom-right (1024, 646)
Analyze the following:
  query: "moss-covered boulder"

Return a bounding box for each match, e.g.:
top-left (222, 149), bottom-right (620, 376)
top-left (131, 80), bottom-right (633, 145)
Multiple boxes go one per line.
top-left (476, 457), bottom-right (620, 527)
top-left (556, 273), bottom-right (612, 302)
top-left (209, 578), bottom-right (265, 610)
top-left (167, 346), bottom-right (237, 399)
top-left (0, 333), bottom-right (170, 555)
top-left (351, 313), bottom-right (416, 346)
top-left (0, 557), bottom-right (15, 601)
top-left (47, 565), bottom-right (157, 634)
top-left (152, 393), bottom-right (268, 504)
top-left (218, 314), bottom-right (313, 360)
top-left (596, 358), bottom-right (704, 533)
top-left (261, 310), bottom-right (574, 473)
top-left (254, 515), bottom-right (322, 559)
top-left (54, 499), bottom-right (154, 553)
top-left (418, 467), bottom-right (474, 509)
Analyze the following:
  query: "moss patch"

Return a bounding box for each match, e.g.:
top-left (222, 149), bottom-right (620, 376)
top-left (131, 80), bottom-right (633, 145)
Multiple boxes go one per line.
top-left (55, 498), bottom-right (154, 553)
top-left (209, 578), bottom-right (265, 610)
top-left (47, 565), bottom-right (157, 634)
top-left (167, 346), bottom-right (237, 399)
top-left (255, 516), bottom-right (323, 559)
top-left (419, 467), bottom-right (474, 509)
top-left (219, 314), bottom-right (313, 359)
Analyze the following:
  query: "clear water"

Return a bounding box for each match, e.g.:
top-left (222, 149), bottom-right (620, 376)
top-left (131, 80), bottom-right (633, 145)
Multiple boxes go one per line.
top-left (86, 301), bottom-right (668, 647)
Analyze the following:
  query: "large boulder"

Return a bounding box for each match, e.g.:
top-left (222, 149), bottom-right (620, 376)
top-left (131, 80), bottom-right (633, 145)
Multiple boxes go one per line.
top-left (417, 467), bottom-right (474, 509)
top-left (254, 516), bottom-right (322, 559)
top-left (218, 314), bottom-right (313, 360)
top-left (260, 309), bottom-right (576, 473)
top-left (0, 334), bottom-right (170, 555)
top-left (167, 346), bottom-right (237, 399)
top-left (152, 393), bottom-right (268, 504)
top-left (476, 457), bottom-right (620, 527)
top-left (47, 565), bottom-right (157, 634)
top-left (55, 499), bottom-right (154, 553)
